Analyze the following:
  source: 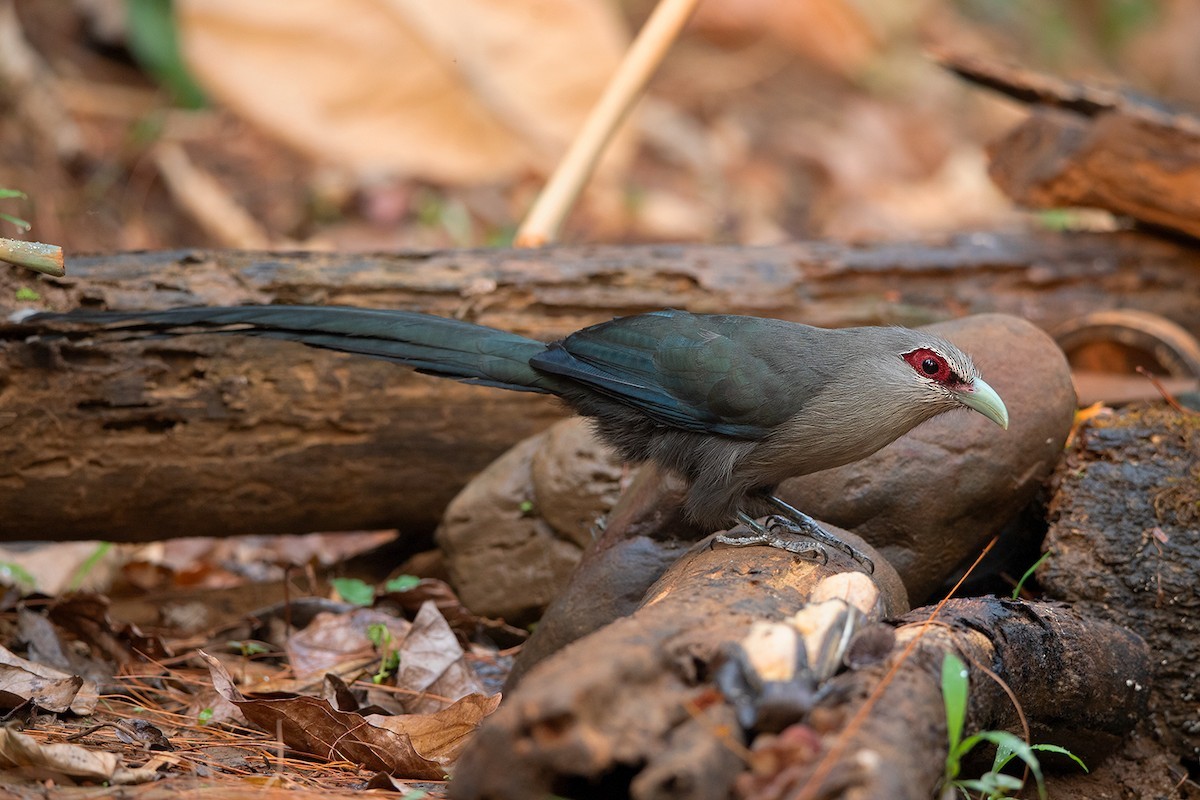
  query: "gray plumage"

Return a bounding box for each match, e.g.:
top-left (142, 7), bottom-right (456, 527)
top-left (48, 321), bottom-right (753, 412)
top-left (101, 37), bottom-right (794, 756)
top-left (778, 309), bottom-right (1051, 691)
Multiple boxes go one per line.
top-left (25, 306), bottom-right (1008, 531)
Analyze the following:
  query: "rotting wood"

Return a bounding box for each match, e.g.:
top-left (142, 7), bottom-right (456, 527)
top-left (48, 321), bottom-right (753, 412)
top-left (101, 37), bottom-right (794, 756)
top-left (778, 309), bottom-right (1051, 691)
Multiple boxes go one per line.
top-left (735, 598), bottom-right (1150, 800)
top-left (940, 51), bottom-right (1200, 240)
top-left (451, 529), bottom-right (903, 800)
top-left (1041, 404), bottom-right (1200, 761)
top-left (1, 232), bottom-right (1199, 542)
top-left (451, 528), bottom-right (1149, 800)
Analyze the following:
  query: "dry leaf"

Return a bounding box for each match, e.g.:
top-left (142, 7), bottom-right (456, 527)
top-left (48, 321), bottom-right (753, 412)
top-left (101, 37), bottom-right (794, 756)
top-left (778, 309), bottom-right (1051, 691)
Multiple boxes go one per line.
top-left (692, 0), bottom-right (879, 75)
top-left (285, 607), bottom-right (411, 680)
top-left (0, 728), bottom-right (164, 784)
top-left (395, 601), bottom-right (483, 714)
top-left (366, 692), bottom-right (502, 764)
top-left (0, 645), bottom-right (97, 715)
top-left (177, 0), bottom-right (632, 184)
top-left (199, 650), bottom-right (498, 777)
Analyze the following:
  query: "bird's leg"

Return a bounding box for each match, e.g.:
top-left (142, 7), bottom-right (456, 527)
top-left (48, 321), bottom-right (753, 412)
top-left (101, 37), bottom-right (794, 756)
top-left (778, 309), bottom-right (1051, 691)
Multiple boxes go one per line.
top-left (766, 495), bottom-right (875, 574)
top-left (710, 512), bottom-right (828, 564)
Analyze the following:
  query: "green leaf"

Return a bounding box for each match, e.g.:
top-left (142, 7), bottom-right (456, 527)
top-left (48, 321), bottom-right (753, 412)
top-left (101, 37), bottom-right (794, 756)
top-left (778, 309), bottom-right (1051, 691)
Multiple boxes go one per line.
top-left (15, 286), bottom-right (40, 302)
top-left (331, 577), bottom-right (375, 606)
top-left (0, 561), bottom-right (37, 590)
top-left (197, 707), bottom-right (214, 725)
top-left (1031, 743), bottom-right (1088, 772)
top-left (68, 542), bottom-right (114, 591)
top-left (941, 653), bottom-right (969, 752)
top-left (977, 730), bottom-right (1044, 800)
top-left (366, 622), bottom-right (391, 649)
top-left (1011, 551), bottom-right (1051, 599)
top-left (0, 212), bottom-right (31, 232)
top-left (226, 640), bottom-right (270, 657)
top-left (385, 574), bottom-right (421, 592)
top-left (125, 0), bottom-right (207, 108)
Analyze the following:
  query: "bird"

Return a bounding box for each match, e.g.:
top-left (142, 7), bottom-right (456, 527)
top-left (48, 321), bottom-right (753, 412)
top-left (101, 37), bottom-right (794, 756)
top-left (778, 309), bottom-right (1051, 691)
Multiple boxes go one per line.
top-left (23, 305), bottom-right (1009, 567)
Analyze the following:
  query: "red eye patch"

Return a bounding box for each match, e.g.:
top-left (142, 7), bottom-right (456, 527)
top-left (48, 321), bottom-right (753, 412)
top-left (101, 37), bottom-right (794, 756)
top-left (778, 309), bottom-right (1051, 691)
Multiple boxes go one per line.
top-left (902, 348), bottom-right (953, 384)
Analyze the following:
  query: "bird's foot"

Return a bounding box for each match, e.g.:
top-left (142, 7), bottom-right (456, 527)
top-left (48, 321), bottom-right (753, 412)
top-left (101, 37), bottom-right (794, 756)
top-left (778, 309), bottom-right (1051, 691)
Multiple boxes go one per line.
top-left (711, 513), bottom-right (829, 563)
top-left (763, 496), bottom-right (876, 574)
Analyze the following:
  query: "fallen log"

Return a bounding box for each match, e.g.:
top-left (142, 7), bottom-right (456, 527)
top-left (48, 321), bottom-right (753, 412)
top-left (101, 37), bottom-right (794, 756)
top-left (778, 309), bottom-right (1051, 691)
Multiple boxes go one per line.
top-left (451, 528), bottom-right (905, 800)
top-left (1, 232), bottom-right (1198, 541)
top-left (1041, 403), bottom-right (1200, 761)
top-left (450, 526), bottom-right (1150, 800)
top-left (735, 598), bottom-right (1150, 800)
top-left (941, 52), bottom-right (1200, 241)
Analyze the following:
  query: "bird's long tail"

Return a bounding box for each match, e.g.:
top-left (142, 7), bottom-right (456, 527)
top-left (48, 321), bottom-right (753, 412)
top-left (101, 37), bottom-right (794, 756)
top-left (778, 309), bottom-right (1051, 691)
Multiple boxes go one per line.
top-left (26, 305), bottom-right (556, 393)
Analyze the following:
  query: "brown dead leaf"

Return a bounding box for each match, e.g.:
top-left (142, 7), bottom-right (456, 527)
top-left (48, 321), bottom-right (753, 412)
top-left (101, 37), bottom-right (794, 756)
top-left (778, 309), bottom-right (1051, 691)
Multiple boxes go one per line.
top-left (692, 0), bottom-right (878, 75)
top-left (0, 669), bottom-right (84, 715)
top-left (285, 607), bottom-right (411, 680)
top-left (395, 601), bottom-right (483, 714)
top-left (0, 645), bottom-right (97, 715)
top-left (0, 728), bottom-right (165, 785)
top-left (199, 650), bottom-right (497, 778)
top-left (365, 692), bottom-right (502, 765)
top-left (47, 593), bottom-right (169, 665)
top-left (379, 577), bottom-right (528, 647)
top-left (176, 0), bottom-right (632, 184)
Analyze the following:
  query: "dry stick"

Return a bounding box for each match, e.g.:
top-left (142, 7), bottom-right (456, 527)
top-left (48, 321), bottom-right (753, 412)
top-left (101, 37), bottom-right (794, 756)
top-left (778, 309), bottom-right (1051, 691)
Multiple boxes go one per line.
top-left (1136, 366), bottom-right (1198, 416)
top-left (794, 536), bottom-right (1000, 800)
top-left (0, 238), bottom-right (65, 276)
top-left (514, 0), bottom-right (701, 247)
top-left (152, 142), bottom-right (273, 249)
top-left (0, 0), bottom-right (83, 160)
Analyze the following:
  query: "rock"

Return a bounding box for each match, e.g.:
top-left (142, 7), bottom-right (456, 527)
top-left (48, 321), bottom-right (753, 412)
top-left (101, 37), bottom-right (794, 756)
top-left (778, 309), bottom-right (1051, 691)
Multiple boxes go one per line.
top-left (435, 418), bottom-right (622, 622)
top-left (529, 417), bottom-right (624, 550)
top-left (781, 313), bottom-right (1076, 603)
top-left (1040, 403), bottom-right (1200, 761)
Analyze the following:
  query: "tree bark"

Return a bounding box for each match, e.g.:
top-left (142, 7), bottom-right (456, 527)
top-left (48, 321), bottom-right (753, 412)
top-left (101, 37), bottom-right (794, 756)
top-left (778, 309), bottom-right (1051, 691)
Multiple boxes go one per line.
top-left (1, 232), bottom-right (1198, 541)
top-left (940, 51), bottom-right (1200, 240)
top-left (1041, 403), bottom-right (1200, 762)
top-left (450, 526), bottom-right (1149, 800)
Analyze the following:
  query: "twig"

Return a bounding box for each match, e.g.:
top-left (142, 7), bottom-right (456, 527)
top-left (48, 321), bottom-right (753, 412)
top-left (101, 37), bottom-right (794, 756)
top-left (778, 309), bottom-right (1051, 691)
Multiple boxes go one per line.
top-left (151, 142), bottom-right (273, 249)
top-left (0, 0), bottom-right (83, 160)
top-left (514, 0), bottom-right (701, 246)
top-left (1136, 366), bottom-right (1198, 415)
top-left (0, 237), bottom-right (65, 276)
top-left (794, 536), bottom-right (1000, 800)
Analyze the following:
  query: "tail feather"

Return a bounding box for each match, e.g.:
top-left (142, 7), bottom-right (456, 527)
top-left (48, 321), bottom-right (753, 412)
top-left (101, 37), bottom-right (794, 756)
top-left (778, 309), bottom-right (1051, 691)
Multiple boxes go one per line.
top-left (29, 305), bottom-right (555, 394)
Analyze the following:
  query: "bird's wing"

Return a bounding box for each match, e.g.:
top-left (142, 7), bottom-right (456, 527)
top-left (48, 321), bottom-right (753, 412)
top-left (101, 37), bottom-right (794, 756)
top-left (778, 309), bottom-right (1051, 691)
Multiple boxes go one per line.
top-left (529, 311), bottom-right (810, 438)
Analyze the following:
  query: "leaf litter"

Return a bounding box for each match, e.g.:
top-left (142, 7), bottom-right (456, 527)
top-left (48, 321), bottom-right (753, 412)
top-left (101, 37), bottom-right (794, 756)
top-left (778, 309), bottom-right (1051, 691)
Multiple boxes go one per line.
top-left (0, 577), bottom-right (515, 797)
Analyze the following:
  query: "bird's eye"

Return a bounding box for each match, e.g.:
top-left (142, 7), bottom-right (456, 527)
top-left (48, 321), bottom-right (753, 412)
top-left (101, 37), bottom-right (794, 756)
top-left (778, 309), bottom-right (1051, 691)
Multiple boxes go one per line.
top-left (902, 348), bottom-right (953, 384)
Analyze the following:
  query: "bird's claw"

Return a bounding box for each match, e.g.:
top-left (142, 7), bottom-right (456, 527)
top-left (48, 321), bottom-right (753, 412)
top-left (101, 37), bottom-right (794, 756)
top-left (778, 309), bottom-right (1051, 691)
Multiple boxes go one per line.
top-left (763, 514), bottom-right (875, 574)
top-left (711, 529), bottom-right (829, 563)
top-left (722, 499), bottom-right (877, 574)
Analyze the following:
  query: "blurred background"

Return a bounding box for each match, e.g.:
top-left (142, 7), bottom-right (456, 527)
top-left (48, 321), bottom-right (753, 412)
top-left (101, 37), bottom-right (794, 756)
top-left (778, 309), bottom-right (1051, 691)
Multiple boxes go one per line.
top-left (1, 0), bottom-right (1189, 254)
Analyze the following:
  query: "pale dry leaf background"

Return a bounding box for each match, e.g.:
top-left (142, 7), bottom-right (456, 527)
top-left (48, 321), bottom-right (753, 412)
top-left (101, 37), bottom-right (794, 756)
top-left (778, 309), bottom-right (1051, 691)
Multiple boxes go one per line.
top-left (176, 0), bottom-right (634, 186)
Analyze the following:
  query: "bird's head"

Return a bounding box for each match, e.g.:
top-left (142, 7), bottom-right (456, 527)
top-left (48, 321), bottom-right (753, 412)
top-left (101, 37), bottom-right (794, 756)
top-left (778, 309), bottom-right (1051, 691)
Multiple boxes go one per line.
top-left (896, 341), bottom-right (1009, 430)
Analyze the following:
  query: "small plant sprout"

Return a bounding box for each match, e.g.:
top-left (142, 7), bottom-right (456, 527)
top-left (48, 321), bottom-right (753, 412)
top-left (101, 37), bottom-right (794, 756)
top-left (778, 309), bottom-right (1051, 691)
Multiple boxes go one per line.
top-left (0, 188), bottom-right (30, 231)
top-left (367, 622), bottom-right (401, 684)
top-left (385, 574), bottom-right (421, 592)
top-left (227, 640), bottom-right (270, 658)
top-left (1011, 551), bottom-right (1052, 600)
top-left (331, 577), bottom-right (375, 606)
top-left (939, 652), bottom-right (1087, 799)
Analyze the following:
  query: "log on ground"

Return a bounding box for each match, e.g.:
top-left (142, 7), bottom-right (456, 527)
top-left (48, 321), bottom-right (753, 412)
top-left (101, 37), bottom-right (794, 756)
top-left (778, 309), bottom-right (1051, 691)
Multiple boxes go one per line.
top-left (1041, 402), bottom-right (1200, 761)
top-left (941, 51), bottom-right (1200, 239)
top-left (452, 527), bottom-right (1149, 800)
top-left (2, 232), bottom-right (1199, 541)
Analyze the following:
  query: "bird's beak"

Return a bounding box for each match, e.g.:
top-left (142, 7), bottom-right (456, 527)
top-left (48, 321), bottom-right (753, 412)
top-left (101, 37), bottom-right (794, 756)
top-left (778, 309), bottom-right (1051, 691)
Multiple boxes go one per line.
top-left (954, 377), bottom-right (1009, 430)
